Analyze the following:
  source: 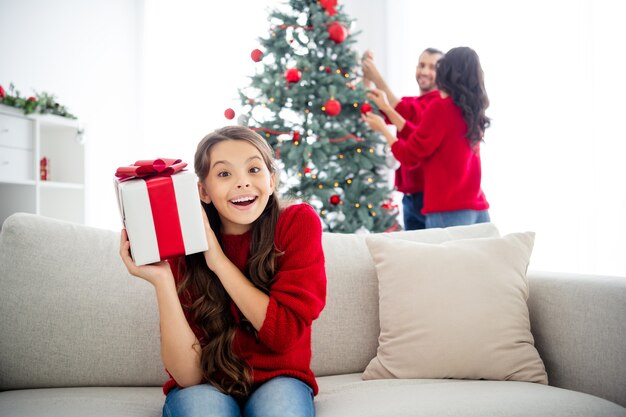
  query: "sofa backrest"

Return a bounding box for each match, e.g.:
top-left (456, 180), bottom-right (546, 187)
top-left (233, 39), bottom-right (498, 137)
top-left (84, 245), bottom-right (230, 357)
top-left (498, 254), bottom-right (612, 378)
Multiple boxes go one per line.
top-left (0, 214), bottom-right (165, 390)
top-left (0, 213), bottom-right (498, 389)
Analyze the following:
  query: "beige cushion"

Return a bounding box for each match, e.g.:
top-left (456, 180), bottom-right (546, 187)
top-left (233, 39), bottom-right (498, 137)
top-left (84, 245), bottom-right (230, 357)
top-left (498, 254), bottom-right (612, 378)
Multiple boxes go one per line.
top-left (312, 223), bottom-right (500, 376)
top-left (363, 232), bottom-right (548, 384)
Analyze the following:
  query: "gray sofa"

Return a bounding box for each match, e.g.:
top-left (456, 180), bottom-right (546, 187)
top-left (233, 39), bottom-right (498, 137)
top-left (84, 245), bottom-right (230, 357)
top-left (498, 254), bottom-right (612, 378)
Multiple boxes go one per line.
top-left (0, 213), bottom-right (625, 417)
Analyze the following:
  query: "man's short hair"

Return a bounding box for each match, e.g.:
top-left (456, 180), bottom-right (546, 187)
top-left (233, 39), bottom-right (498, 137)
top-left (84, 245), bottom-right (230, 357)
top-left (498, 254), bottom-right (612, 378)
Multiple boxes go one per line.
top-left (423, 47), bottom-right (444, 56)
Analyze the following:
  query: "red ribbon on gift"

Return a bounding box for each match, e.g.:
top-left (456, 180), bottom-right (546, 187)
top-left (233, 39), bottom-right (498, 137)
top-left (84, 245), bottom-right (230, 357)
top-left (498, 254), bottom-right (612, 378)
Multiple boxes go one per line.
top-left (115, 158), bottom-right (188, 180)
top-left (116, 158), bottom-right (190, 261)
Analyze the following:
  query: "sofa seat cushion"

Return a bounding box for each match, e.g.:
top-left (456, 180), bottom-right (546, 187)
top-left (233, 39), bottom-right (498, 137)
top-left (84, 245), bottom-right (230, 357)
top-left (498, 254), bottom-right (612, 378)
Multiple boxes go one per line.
top-left (0, 387), bottom-right (164, 417)
top-left (1, 378), bottom-right (624, 417)
top-left (316, 374), bottom-right (626, 417)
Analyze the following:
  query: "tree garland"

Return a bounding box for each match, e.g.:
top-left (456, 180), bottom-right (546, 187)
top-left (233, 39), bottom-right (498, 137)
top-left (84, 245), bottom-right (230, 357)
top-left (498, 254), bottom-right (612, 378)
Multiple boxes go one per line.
top-left (0, 82), bottom-right (76, 119)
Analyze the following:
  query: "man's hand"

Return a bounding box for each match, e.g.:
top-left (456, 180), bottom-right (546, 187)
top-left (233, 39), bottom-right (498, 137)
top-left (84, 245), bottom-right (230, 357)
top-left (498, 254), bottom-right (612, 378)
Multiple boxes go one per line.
top-left (367, 89), bottom-right (392, 113)
top-left (362, 50), bottom-right (384, 87)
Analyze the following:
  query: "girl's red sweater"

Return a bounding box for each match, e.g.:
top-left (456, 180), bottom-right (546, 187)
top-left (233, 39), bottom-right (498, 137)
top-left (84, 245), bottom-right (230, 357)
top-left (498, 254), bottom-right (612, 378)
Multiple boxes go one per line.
top-left (163, 203), bottom-right (327, 395)
top-left (391, 96), bottom-right (489, 214)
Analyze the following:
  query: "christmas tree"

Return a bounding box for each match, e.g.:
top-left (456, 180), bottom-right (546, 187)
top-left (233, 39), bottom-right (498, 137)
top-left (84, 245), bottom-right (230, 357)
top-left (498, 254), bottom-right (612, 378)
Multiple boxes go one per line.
top-left (235, 0), bottom-right (399, 233)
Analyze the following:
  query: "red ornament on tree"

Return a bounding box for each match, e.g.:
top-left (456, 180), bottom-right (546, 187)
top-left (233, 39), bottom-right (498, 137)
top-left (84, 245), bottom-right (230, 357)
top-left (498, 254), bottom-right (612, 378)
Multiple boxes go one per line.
top-left (320, 0), bottom-right (338, 16)
top-left (330, 194), bottom-right (341, 205)
top-left (251, 49), bottom-right (263, 62)
top-left (360, 103), bottom-right (373, 114)
top-left (285, 68), bottom-right (302, 83)
top-left (224, 108), bottom-right (235, 120)
top-left (0, 84), bottom-right (5, 99)
top-left (328, 23), bottom-right (348, 44)
top-left (293, 131), bottom-right (301, 141)
top-left (324, 99), bottom-right (341, 116)
top-left (303, 167), bottom-right (311, 174)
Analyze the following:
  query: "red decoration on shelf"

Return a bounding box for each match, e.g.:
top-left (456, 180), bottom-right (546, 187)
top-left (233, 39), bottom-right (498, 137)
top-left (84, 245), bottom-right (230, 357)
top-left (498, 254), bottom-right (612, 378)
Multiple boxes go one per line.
top-left (360, 103), bottom-right (373, 114)
top-left (320, 0), bottom-right (338, 16)
top-left (330, 194), bottom-right (341, 205)
top-left (324, 99), bottom-right (342, 116)
top-left (285, 68), bottom-right (302, 83)
top-left (328, 23), bottom-right (348, 44)
top-left (251, 49), bottom-right (263, 62)
top-left (224, 108), bottom-right (235, 120)
top-left (39, 157), bottom-right (48, 181)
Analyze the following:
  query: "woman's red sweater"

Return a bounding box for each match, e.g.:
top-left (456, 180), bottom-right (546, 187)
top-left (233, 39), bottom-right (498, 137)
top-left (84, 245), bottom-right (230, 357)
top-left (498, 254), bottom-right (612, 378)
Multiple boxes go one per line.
top-left (391, 96), bottom-right (489, 214)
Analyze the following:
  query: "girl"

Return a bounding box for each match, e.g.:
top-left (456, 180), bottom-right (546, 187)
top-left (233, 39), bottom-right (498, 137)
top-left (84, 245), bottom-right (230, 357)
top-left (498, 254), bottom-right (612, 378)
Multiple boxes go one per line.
top-left (120, 126), bottom-right (327, 417)
top-left (363, 46), bottom-right (491, 229)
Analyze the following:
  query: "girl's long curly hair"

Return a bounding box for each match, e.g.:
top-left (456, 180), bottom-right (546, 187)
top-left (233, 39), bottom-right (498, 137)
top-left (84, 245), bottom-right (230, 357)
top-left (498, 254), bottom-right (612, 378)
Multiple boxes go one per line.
top-left (177, 126), bottom-right (281, 398)
top-left (436, 47), bottom-right (491, 148)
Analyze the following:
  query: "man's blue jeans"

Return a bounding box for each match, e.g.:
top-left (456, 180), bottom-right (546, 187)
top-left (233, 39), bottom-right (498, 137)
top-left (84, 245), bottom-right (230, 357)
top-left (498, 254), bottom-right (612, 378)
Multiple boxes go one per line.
top-left (425, 209), bottom-right (491, 229)
top-left (163, 377), bottom-right (315, 417)
top-left (402, 192), bottom-right (426, 230)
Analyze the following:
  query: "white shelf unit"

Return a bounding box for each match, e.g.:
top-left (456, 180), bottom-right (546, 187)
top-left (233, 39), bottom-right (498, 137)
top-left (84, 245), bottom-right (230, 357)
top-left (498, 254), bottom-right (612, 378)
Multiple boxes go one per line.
top-left (0, 104), bottom-right (85, 226)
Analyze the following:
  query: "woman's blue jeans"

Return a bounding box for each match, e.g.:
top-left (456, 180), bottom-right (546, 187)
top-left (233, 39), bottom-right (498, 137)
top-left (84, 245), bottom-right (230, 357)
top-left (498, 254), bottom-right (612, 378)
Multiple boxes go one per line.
top-left (425, 209), bottom-right (490, 229)
top-left (163, 377), bottom-right (315, 417)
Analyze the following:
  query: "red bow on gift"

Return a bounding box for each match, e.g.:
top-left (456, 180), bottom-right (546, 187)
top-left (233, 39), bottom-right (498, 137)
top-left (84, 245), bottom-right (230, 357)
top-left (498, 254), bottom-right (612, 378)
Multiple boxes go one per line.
top-left (115, 159), bottom-right (188, 180)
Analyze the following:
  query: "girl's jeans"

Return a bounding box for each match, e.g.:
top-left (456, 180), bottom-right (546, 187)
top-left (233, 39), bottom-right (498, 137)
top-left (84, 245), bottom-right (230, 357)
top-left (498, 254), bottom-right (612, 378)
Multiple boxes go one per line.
top-left (163, 377), bottom-right (315, 417)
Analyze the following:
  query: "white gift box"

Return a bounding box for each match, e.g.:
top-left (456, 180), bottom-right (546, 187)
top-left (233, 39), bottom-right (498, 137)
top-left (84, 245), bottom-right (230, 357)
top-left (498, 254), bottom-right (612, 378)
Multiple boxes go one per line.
top-left (115, 170), bottom-right (208, 266)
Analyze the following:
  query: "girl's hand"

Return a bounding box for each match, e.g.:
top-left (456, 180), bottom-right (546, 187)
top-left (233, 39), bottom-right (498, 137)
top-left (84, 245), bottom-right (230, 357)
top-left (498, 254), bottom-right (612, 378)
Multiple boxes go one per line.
top-left (366, 89), bottom-right (391, 112)
top-left (200, 206), bottom-right (227, 272)
top-left (119, 229), bottom-right (172, 287)
top-left (362, 111), bottom-right (387, 133)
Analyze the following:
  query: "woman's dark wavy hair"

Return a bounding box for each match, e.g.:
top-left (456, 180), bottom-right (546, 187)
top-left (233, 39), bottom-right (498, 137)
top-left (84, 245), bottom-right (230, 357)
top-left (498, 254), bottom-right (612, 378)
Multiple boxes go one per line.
top-left (178, 126), bottom-right (281, 398)
top-left (436, 47), bottom-right (491, 148)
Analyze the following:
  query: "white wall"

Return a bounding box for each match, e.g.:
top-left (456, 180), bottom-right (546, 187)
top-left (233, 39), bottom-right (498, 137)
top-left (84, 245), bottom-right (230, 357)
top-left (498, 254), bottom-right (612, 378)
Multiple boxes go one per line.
top-left (140, 0), bottom-right (278, 174)
top-left (0, 0), bottom-right (142, 231)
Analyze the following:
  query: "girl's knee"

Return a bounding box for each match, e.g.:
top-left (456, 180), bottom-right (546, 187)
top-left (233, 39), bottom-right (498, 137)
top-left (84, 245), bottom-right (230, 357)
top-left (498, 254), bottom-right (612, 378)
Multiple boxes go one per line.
top-left (163, 385), bottom-right (240, 417)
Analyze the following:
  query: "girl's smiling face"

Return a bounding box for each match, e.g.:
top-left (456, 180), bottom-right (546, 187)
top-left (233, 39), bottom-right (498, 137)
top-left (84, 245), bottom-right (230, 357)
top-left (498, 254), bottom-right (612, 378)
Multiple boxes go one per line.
top-left (199, 139), bottom-right (275, 235)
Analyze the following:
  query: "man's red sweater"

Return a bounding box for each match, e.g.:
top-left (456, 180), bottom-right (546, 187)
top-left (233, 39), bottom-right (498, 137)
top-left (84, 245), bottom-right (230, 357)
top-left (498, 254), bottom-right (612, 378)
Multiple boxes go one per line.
top-left (382, 90), bottom-right (440, 194)
top-left (163, 203), bottom-right (327, 395)
top-left (392, 96), bottom-right (489, 214)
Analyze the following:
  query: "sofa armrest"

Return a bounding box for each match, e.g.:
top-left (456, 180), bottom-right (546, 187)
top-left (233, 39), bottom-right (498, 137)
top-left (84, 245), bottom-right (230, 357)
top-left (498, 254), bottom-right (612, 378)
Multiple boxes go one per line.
top-left (527, 270), bottom-right (626, 408)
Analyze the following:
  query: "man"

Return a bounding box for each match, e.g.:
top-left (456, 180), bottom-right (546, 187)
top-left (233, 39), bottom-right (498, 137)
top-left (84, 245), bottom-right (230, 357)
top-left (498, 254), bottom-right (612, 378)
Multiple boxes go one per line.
top-left (362, 48), bottom-right (443, 230)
